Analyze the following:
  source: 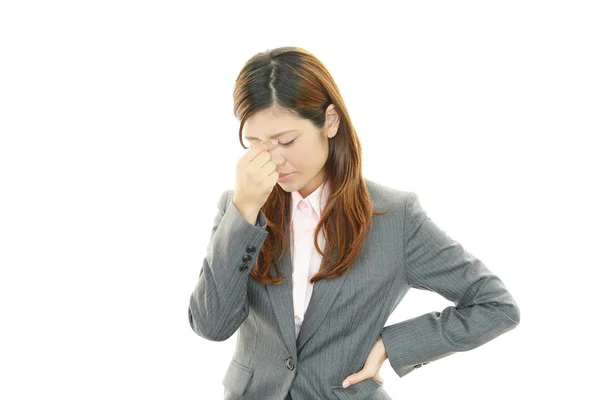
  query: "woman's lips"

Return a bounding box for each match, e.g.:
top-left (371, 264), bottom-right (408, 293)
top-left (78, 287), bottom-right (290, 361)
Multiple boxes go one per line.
top-left (277, 172), bottom-right (295, 182)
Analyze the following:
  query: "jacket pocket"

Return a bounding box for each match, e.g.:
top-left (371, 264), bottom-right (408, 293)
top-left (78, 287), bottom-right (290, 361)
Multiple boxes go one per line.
top-left (222, 360), bottom-right (254, 396)
top-left (331, 377), bottom-right (383, 400)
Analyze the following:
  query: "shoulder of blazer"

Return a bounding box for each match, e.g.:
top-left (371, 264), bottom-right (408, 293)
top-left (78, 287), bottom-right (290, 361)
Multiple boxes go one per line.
top-left (364, 177), bottom-right (416, 215)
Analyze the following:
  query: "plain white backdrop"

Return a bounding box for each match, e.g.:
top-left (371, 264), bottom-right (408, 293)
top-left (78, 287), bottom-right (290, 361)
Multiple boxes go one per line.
top-left (1, 1), bottom-right (598, 399)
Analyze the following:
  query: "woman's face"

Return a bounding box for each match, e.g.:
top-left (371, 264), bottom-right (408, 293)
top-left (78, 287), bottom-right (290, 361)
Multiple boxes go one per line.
top-left (242, 104), bottom-right (340, 199)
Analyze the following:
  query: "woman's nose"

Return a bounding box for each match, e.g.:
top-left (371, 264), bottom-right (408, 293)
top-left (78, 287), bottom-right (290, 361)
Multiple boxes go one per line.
top-left (268, 147), bottom-right (285, 165)
top-left (270, 153), bottom-right (285, 165)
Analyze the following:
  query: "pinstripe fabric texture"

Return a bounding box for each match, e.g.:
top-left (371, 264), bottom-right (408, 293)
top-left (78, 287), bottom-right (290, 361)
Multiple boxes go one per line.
top-left (188, 178), bottom-right (520, 399)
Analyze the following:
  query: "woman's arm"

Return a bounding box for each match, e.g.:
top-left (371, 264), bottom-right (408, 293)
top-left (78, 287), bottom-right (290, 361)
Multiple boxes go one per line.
top-left (380, 192), bottom-right (520, 378)
top-left (188, 190), bottom-right (269, 341)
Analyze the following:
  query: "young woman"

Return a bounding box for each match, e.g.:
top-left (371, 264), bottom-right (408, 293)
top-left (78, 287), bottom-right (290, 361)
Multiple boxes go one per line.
top-left (188, 47), bottom-right (520, 400)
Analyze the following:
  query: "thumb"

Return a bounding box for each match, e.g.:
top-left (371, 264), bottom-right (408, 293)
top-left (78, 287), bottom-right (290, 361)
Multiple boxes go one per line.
top-left (342, 371), bottom-right (365, 388)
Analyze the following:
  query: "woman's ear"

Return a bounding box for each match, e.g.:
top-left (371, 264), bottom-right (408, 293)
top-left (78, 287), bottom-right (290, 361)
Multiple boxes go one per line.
top-left (325, 104), bottom-right (340, 138)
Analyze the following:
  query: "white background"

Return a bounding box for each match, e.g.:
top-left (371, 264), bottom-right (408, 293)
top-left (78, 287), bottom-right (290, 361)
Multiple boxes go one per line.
top-left (1, 1), bottom-right (598, 399)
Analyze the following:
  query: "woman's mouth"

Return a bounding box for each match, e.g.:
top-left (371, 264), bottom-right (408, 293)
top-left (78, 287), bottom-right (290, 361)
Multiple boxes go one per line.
top-left (277, 172), bottom-right (295, 182)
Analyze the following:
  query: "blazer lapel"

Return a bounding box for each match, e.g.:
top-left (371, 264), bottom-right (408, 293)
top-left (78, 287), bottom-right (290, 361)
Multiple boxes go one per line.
top-left (265, 216), bottom-right (351, 356)
top-left (295, 255), bottom-right (350, 353)
top-left (265, 217), bottom-right (297, 357)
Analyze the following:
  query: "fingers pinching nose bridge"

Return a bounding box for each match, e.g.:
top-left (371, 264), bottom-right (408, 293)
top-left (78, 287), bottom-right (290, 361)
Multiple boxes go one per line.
top-left (260, 139), bottom-right (278, 150)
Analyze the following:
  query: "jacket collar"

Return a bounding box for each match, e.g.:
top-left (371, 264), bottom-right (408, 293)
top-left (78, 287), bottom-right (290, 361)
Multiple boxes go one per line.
top-left (290, 178), bottom-right (331, 220)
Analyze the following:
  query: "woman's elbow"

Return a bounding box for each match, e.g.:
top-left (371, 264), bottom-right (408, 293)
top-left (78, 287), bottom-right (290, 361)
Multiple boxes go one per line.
top-left (188, 304), bottom-right (244, 342)
top-left (494, 295), bottom-right (521, 330)
top-left (507, 300), bottom-right (520, 326)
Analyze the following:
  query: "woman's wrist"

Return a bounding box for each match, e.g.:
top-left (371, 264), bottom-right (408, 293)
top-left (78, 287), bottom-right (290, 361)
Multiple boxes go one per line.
top-left (377, 336), bottom-right (388, 361)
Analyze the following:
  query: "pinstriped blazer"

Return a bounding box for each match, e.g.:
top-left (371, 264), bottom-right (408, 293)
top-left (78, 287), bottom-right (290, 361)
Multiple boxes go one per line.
top-left (188, 178), bottom-right (520, 399)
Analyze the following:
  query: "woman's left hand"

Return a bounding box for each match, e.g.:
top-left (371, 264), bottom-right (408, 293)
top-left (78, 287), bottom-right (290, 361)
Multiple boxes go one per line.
top-left (342, 336), bottom-right (387, 388)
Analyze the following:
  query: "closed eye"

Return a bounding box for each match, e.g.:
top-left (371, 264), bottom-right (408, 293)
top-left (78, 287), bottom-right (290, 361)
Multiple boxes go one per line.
top-left (280, 139), bottom-right (295, 147)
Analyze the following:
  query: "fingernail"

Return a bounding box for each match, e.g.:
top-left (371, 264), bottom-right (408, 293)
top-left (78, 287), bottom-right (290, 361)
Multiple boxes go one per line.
top-left (342, 380), bottom-right (349, 388)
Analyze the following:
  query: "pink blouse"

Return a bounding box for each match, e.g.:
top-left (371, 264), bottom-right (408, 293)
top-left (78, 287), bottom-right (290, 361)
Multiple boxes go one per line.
top-left (289, 179), bottom-right (331, 339)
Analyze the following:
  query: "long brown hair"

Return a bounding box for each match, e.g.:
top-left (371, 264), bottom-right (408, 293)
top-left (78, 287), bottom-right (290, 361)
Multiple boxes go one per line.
top-left (233, 47), bottom-right (389, 285)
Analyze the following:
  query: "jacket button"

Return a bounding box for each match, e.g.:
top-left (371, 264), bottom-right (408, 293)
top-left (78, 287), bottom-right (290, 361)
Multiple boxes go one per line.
top-left (246, 245), bottom-right (256, 254)
top-left (242, 254), bottom-right (251, 263)
top-left (285, 356), bottom-right (295, 370)
top-left (239, 263), bottom-right (249, 271)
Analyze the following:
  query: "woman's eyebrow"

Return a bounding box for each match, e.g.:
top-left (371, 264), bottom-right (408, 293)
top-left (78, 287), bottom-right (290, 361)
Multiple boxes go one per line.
top-left (244, 129), bottom-right (297, 141)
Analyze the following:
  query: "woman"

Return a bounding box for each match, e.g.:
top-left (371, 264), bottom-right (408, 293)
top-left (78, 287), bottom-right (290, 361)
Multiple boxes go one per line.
top-left (188, 47), bottom-right (520, 400)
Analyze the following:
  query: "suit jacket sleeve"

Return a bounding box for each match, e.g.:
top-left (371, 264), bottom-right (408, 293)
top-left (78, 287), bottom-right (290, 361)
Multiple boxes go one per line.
top-left (188, 189), bottom-right (269, 341)
top-left (380, 192), bottom-right (520, 378)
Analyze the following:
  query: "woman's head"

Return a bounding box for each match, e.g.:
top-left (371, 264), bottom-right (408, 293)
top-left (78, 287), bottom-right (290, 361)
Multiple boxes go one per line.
top-left (232, 47), bottom-right (388, 285)
top-left (234, 46), bottom-right (363, 200)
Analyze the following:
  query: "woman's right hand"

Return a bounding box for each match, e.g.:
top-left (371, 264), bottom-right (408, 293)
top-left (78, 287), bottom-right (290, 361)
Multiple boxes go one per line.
top-left (233, 139), bottom-right (279, 216)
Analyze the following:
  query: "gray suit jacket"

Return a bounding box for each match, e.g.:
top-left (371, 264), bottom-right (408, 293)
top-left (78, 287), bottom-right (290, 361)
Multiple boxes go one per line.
top-left (188, 178), bottom-right (520, 399)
